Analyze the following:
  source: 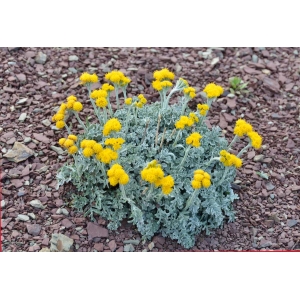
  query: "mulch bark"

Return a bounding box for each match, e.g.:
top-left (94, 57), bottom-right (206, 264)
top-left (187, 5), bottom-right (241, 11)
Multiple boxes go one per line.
top-left (1, 47), bottom-right (300, 252)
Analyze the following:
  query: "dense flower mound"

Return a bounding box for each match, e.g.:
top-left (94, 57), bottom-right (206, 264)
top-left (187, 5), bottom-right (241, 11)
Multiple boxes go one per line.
top-left (55, 68), bottom-right (263, 249)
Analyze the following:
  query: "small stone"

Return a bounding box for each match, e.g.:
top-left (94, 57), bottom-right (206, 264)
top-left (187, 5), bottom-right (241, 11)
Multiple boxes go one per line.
top-left (263, 77), bottom-right (280, 93)
top-left (30, 199), bottom-right (45, 209)
top-left (260, 239), bottom-right (272, 248)
top-left (35, 52), bottom-right (47, 64)
top-left (87, 222), bottom-right (108, 240)
top-left (262, 69), bottom-right (271, 75)
top-left (286, 139), bottom-right (295, 148)
top-left (108, 240), bottom-right (117, 252)
top-left (16, 98), bottom-right (28, 105)
top-left (17, 214), bottom-right (29, 221)
top-left (61, 218), bottom-right (73, 228)
top-left (39, 247), bottom-right (51, 252)
top-left (148, 242), bottom-right (155, 250)
top-left (26, 224), bottom-right (42, 236)
top-left (124, 244), bottom-right (135, 252)
top-left (69, 67), bottom-right (77, 73)
top-left (254, 154), bottom-right (265, 162)
top-left (50, 233), bottom-right (74, 252)
top-left (50, 145), bottom-right (65, 155)
top-left (265, 182), bottom-right (275, 191)
top-left (4, 142), bottom-right (35, 163)
top-left (123, 239), bottom-right (140, 246)
top-left (211, 57), bottom-right (220, 65)
top-left (18, 113), bottom-right (27, 121)
top-left (1, 200), bottom-right (6, 208)
top-left (252, 54), bottom-right (258, 63)
top-left (23, 137), bottom-right (31, 143)
top-left (42, 119), bottom-right (51, 127)
top-left (28, 213), bottom-right (36, 219)
top-left (287, 220), bottom-right (298, 227)
top-left (33, 133), bottom-right (50, 144)
top-left (94, 243), bottom-right (104, 252)
top-left (69, 55), bottom-right (79, 61)
top-left (16, 74), bottom-right (27, 82)
top-left (61, 208), bottom-right (69, 216)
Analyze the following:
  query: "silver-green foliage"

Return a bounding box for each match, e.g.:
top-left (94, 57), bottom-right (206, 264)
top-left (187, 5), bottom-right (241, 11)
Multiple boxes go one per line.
top-left (57, 100), bottom-right (239, 249)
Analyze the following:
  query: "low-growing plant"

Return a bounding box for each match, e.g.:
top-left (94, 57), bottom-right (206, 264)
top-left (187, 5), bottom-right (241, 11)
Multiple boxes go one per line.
top-left (229, 76), bottom-right (249, 95)
top-left (54, 68), bottom-right (262, 249)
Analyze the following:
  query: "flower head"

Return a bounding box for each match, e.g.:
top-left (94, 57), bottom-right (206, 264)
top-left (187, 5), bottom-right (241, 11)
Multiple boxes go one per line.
top-left (125, 98), bottom-right (132, 105)
top-left (247, 131), bottom-right (263, 149)
top-left (197, 104), bottom-right (209, 116)
top-left (68, 135), bottom-right (78, 141)
top-left (183, 87), bottom-right (196, 99)
top-left (90, 89), bottom-right (107, 99)
top-left (175, 115), bottom-right (194, 130)
top-left (153, 68), bottom-right (175, 81)
top-left (80, 72), bottom-right (98, 85)
top-left (96, 148), bottom-right (118, 164)
top-left (186, 132), bottom-right (202, 148)
top-left (83, 147), bottom-right (95, 158)
top-left (68, 145), bottom-right (78, 154)
top-left (152, 80), bottom-right (173, 91)
top-left (96, 97), bottom-right (108, 108)
top-left (203, 83), bottom-right (224, 98)
top-left (72, 101), bottom-right (83, 112)
top-left (56, 121), bottom-right (65, 129)
top-left (219, 150), bottom-right (243, 168)
top-left (102, 83), bottom-right (115, 92)
top-left (105, 70), bottom-right (131, 86)
top-left (103, 118), bottom-right (122, 136)
top-left (191, 169), bottom-right (211, 189)
top-left (233, 119), bottom-right (253, 137)
top-left (105, 137), bottom-right (125, 150)
top-left (141, 160), bottom-right (164, 186)
top-left (107, 164), bottom-right (129, 186)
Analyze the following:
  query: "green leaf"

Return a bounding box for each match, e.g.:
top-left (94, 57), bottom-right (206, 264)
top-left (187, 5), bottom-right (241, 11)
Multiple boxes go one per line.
top-left (256, 171), bottom-right (269, 180)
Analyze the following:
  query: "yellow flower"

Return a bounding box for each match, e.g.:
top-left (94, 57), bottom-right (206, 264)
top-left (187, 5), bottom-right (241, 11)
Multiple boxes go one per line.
top-left (66, 100), bottom-right (75, 109)
top-left (247, 131), bottom-right (263, 149)
top-left (134, 101), bottom-right (143, 108)
top-left (105, 70), bottom-right (130, 86)
top-left (219, 150), bottom-right (243, 168)
top-left (96, 97), bottom-right (108, 108)
top-left (189, 113), bottom-right (199, 123)
top-left (183, 87), bottom-right (196, 99)
top-left (58, 138), bottom-right (66, 146)
top-left (85, 140), bottom-right (96, 148)
top-left (63, 139), bottom-right (74, 148)
top-left (60, 103), bottom-right (67, 112)
top-left (186, 132), bottom-right (202, 148)
top-left (83, 147), bottom-right (94, 157)
top-left (102, 83), bottom-right (114, 92)
top-left (152, 80), bottom-right (163, 91)
top-left (56, 121), bottom-right (65, 129)
top-left (92, 143), bottom-right (103, 154)
top-left (67, 95), bottom-right (77, 102)
top-left (203, 83), bottom-right (224, 98)
top-left (68, 135), bottom-right (77, 141)
top-left (72, 102), bottom-right (83, 111)
top-left (125, 98), bottom-right (132, 105)
top-left (96, 148), bottom-right (118, 164)
top-left (90, 89), bottom-right (107, 99)
top-left (80, 72), bottom-right (98, 84)
top-left (80, 140), bottom-right (88, 148)
top-left (68, 145), bottom-right (78, 154)
top-left (53, 113), bottom-right (65, 121)
top-left (191, 169), bottom-right (211, 189)
top-left (175, 116), bottom-right (194, 130)
top-left (103, 118), bottom-right (122, 136)
top-left (179, 78), bottom-right (189, 87)
top-left (107, 164), bottom-right (129, 186)
top-left (197, 104), bottom-right (209, 116)
top-left (233, 119), bottom-right (253, 137)
top-left (141, 162), bottom-right (165, 185)
top-left (104, 137), bottom-right (125, 151)
top-left (160, 175), bottom-right (175, 195)
top-left (119, 173), bottom-right (129, 185)
top-left (138, 94), bottom-right (147, 104)
top-left (153, 68), bottom-right (175, 81)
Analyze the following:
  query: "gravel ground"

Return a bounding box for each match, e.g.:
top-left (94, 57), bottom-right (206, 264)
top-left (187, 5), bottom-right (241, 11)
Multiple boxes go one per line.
top-left (1, 47), bottom-right (300, 252)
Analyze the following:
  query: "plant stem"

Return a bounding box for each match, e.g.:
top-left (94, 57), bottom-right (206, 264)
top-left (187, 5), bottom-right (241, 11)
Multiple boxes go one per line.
top-left (155, 113), bottom-right (161, 147)
top-left (107, 92), bottom-right (114, 117)
top-left (228, 135), bottom-right (239, 151)
top-left (115, 85), bottom-right (120, 109)
top-left (184, 189), bottom-right (198, 211)
top-left (237, 143), bottom-right (251, 158)
top-left (103, 107), bottom-right (107, 123)
top-left (124, 105), bottom-right (132, 134)
top-left (65, 123), bottom-right (71, 135)
top-left (172, 130), bottom-right (181, 147)
top-left (74, 112), bottom-right (87, 131)
top-left (178, 145), bottom-right (191, 170)
top-left (181, 98), bottom-right (189, 115)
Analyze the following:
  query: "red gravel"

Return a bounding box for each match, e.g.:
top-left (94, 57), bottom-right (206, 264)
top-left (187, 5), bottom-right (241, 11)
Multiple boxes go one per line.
top-left (1, 47), bottom-right (300, 252)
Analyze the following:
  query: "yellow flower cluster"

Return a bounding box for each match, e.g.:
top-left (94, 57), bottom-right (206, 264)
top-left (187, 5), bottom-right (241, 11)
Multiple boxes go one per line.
top-left (80, 72), bottom-right (98, 85)
top-left (183, 87), bottom-right (196, 99)
top-left (58, 135), bottom-right (78, 154)
top-left (80, 139), bottom-right (118, 163)
top-left (96, 97), bottom-right (108, 108)
top-left (102, 83), bottom-right (115, 92)
top-left (52, 96), bottom-right (83, 129)
top-left (153, 68), bottom-right (175, 81)
top-left (107, 164), bottom-right (129, 186)
top-left (220, 150), bottom-right (242, 168)
top-left (105, 70), bottom-right (131, 86)
top-left (152, 68), bottom-right (175, 91)
top-left (97, 148), bottom-right (118, 164)
top-left (189, 112), bottom-right (199, 123)
top-left (104, 137), bottom-right (125, 150)
top-left (134, 94), bottom-right (147, 108)
top-left (103, 118), bottom-right (122, 136)
top-left (179, 77), bottom-right (189, 87)
top-left (175, 115), bottom-right (194, 129)
top-left (233, 119), bottom-right (253, 137)
top-left (90, 89), bottom-right (107, 99)
top-left (197, 104), bottom-right (209, 116)
top-left (186, 132), bottom-right (202, 148)
top-left (125, 98), bottom-right (132, 105)
top-left (191, 169), bottom-right (211, 189)
top-left (247, 131), bottom-right (263, 149)
top-left (152, 80), bottom-right (173, 91)
top-left (141, 160), bottom-right (175, 195)
top-left (203, 83), bottom-right (224, 98)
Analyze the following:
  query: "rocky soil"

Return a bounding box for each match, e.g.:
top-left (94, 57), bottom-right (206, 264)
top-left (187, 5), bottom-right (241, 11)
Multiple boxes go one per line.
top-left (1, 47), bottom-right (300, 252)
